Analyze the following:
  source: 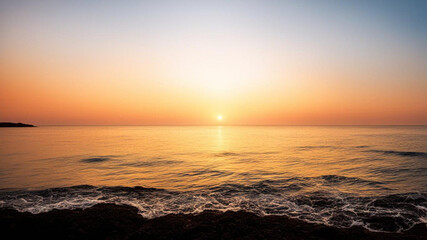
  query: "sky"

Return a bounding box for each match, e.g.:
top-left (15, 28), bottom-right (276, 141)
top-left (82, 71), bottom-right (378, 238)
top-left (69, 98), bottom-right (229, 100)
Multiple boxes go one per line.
top-left (0, 0), bottom-right (426, 125)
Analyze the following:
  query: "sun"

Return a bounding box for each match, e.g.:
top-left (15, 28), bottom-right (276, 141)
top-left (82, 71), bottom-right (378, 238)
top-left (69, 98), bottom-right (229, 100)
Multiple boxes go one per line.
top-left (217, 115), bottom-right (223, 121)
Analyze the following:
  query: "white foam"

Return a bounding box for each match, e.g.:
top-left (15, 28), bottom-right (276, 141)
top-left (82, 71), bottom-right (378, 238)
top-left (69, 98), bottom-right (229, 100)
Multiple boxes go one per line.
top-left (0, 186), bottom-right (425, 233)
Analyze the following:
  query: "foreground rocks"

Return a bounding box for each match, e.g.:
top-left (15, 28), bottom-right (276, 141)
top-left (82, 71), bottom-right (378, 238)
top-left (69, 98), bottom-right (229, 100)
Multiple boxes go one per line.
top-left (0, 203), bottom-right (425, 240)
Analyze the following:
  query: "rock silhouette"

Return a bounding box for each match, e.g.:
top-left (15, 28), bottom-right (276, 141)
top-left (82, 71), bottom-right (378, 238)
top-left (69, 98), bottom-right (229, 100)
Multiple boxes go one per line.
top-left (0, 122), bottom-right (35, 127)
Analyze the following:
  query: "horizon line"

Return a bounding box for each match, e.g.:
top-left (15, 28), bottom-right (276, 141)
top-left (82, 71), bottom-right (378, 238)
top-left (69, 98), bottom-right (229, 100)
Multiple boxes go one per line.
top-left (27, 124), bottom-right (427, 127)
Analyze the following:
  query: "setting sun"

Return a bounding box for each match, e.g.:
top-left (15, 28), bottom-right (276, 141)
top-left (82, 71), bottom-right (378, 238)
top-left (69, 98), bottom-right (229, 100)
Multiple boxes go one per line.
top-left (217, 115), bottom-right (223, 121)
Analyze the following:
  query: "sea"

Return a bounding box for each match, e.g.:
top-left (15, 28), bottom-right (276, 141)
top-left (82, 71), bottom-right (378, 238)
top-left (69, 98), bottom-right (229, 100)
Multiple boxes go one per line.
top-left (0, 126), bottom-right (426, 232)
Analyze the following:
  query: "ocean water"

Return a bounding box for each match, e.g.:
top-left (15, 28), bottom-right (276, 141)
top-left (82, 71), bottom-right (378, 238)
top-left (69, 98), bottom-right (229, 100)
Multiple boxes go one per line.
top-left (0, 126), bottom-right (426, 232)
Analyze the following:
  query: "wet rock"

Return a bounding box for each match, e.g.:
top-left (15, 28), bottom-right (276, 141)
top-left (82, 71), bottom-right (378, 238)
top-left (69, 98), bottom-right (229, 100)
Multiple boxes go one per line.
top-left (0, 204), bottom-right (426, 240)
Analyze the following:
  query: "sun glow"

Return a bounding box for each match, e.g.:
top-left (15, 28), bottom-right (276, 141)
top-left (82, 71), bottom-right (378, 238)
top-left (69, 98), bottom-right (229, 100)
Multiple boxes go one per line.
top-left (0, 1), bottom-right (425, 126)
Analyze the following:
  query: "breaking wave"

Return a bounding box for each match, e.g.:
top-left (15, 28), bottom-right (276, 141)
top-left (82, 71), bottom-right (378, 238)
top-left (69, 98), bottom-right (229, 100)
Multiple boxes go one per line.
top-left (0, 175), bottom-right (426, 233)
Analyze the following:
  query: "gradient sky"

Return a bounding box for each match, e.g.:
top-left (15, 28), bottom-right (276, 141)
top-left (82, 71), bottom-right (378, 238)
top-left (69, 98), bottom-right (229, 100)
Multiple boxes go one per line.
top-left (1, 0), bottom-right (426, 125)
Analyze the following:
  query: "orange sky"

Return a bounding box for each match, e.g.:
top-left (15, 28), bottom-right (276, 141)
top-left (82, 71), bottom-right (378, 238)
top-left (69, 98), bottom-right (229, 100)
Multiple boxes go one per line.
top-left (1, 1), bottom-right (426, 125)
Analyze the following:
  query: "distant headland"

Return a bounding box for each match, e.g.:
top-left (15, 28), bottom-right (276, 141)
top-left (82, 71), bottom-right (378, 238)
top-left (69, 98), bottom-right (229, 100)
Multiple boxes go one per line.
top-left (0, 122), bottom-right (35, 127)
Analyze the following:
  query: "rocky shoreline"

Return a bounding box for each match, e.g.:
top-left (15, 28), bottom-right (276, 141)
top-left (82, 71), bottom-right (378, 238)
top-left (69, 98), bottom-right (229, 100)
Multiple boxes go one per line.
top-left (0, 203), bottom-right (426, 240)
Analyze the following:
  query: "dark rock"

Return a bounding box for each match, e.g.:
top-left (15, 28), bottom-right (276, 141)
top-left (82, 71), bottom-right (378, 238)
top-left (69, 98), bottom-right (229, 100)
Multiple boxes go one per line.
top-left (0, 204), bottom-right (426, 240)
top-left (0, 122), bottom-right (35, 127)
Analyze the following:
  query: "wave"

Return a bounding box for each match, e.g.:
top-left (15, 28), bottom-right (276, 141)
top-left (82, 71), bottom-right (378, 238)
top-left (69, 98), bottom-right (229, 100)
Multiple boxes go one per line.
top-left (366, 150), bottom-right (427, 158)
top-left (80, 155), bottom-right (124, 163)
top-left (296, 145), bottom-right (334, 150)
top-left (81, 157), bottom-right (111, 163)
top-left (0, 176), bottom-right (426, 233)
top-left (213, 151), bottom-right (280, 157)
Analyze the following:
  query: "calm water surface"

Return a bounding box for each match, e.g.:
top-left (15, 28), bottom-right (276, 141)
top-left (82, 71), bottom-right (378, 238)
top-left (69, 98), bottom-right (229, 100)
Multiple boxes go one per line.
top-left (0, 126), bottom-right (426, 232)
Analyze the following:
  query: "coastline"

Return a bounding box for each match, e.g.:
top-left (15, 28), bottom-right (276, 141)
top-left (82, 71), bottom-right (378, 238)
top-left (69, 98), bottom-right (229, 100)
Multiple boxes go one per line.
top-left (1, 203), bottom-right (425, 240)
top-left (0, 122), bottom-right (35, 127)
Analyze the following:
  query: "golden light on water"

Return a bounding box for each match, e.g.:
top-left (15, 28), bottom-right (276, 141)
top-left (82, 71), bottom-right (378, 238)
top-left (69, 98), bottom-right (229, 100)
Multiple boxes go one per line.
top-left (1, 126), bottom-right (425, 193)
